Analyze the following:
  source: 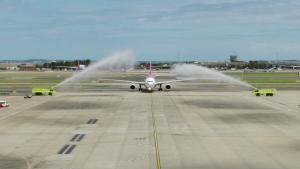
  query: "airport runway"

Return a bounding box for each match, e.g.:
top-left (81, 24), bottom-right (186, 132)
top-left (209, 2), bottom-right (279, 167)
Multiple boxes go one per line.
top-left (0, 89), bottom-right (300, 169)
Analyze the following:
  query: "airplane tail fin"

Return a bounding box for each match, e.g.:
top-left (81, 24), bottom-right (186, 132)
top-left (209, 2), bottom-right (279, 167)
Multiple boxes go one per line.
top-left (146, 61), bottom-right (154, 77)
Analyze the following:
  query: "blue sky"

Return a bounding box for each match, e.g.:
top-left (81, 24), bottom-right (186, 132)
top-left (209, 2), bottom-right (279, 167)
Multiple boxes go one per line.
top-left (0, 0), bottom-right (300, 61)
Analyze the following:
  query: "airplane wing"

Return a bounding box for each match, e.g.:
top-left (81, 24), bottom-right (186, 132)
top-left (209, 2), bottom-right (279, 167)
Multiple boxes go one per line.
top-left (156, 77), bottom-right (217, 85)
top-left (98, 78), bottom-right (146, 85)
top-left (156, 78), bottom-right (198, 85)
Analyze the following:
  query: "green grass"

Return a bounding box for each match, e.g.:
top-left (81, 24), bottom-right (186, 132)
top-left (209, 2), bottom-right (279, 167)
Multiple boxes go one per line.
top-left (0, 71), bottom-right (299, 90)
top-left (0, 72), bottom-right (70, 82)
top-left (0, 84), bottom-right (54, 89)
top-left (225, 72), bottom-right (299, 84)
top-left (226, 72), bottom-right (298, 77)
top-left (244, 79), bottom-right (297, 83)
top-left (0, 72), bottom-right (70, 90)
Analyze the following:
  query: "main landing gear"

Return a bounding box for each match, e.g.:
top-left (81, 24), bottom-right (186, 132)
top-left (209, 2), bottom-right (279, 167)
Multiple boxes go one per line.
top-left (158, 84), bottom-right (163, 91)
top-left (138, 84), bottom-right (142, 91)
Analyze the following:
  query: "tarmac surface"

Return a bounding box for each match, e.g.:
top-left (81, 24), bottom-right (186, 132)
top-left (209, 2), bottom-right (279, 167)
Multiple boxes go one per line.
top-left (0, 85), bottom-right (300, 169)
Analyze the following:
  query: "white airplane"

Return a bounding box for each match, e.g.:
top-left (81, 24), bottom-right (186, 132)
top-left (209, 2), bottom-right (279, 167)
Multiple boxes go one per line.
top-left (99, 63), bottom-right (185, 92)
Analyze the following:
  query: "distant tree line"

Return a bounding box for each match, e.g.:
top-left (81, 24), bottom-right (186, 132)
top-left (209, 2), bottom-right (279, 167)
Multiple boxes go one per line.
top-left (36, 59), bottom-right (274, 70)
top-left (247, 61), bottom-right (273, 69)
top-left (40, 60), bottom-right (91, 69)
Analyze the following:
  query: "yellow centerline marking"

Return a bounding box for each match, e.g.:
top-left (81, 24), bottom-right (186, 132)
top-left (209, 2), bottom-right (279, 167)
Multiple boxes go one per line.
top-left (151, 94), bottom-right (161, 169)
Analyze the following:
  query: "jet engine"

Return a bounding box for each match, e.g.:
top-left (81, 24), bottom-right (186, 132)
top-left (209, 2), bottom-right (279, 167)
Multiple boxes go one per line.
top-left (130, 85), bottom-right (136, 90)
top-left (165, 84), bottom-right (171, 89)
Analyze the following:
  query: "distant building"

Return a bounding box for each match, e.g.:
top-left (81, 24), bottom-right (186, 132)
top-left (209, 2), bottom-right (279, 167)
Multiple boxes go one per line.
top-left (18, 64), bottom-right (37, 71)
top-left (282, 65), bottom-right (300, 70)
top-left (228, 55), bottom-right (248, 69)
top-left (78, 64), bottom-right (86, 70)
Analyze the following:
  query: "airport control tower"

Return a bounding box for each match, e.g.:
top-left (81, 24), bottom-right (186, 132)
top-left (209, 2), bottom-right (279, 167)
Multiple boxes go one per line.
top-left (230, 55), bottom-right (238, 62)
